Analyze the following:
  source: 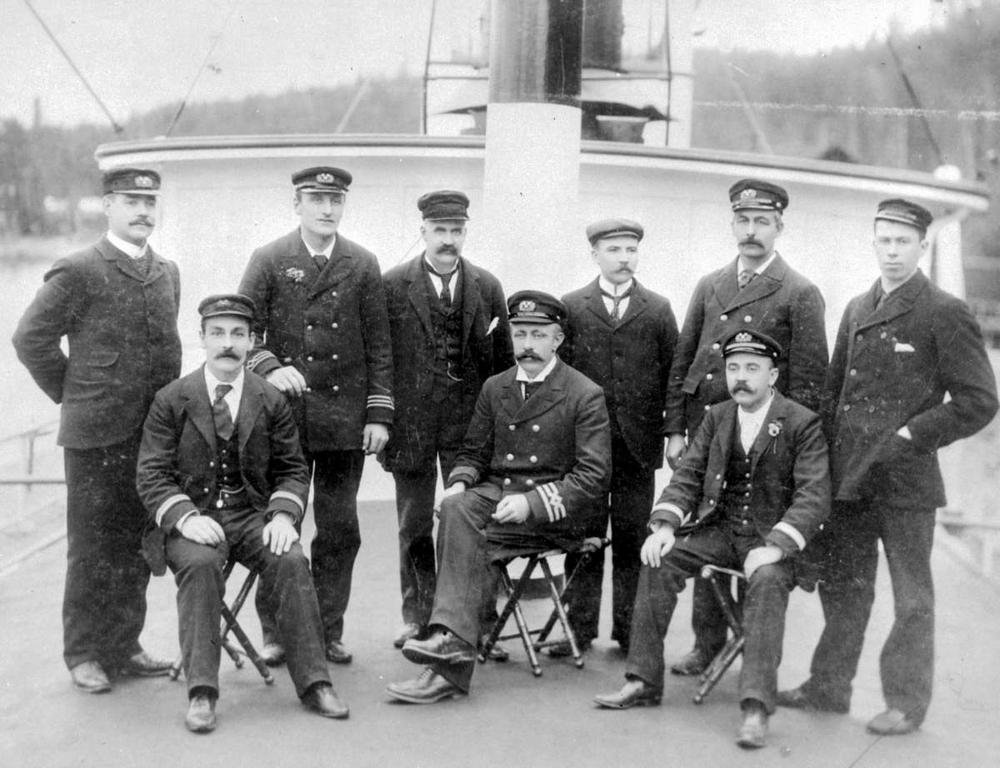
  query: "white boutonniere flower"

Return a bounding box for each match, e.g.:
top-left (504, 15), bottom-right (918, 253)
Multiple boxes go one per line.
top-left (283, 267), bottom-right (306, 283)
top-left (767, 422), bottom-right (781, 438)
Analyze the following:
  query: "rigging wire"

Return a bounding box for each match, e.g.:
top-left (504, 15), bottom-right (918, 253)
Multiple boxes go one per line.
top-left (21, 0), bottom-right (124, 134)
top-left (885, 36), bottom-right (944, 166)
top-left (164, 0), bottom-right (242, 137)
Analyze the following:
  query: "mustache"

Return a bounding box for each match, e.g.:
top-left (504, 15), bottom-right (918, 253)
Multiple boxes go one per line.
top-left (130, 218), bottom-right (154, 226)
top-left (215, 351), bottom-right (242, 360)
top-left (740, 238), bottom-right (762, 247)
top-left (516, 352), bottom-right (542, 361)
top-left (436, 244), bottom-right (458, 254)
top-left (731, 383), bottom-right (754, 394)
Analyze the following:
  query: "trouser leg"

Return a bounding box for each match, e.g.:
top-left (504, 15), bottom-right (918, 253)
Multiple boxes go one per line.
top-left (63, 436), bottom-right (150, 670)
top-left (166, 537), bottom-right (228, 695)
top-left (609, 464), bottom-right (655, 647)
top-left (878, 505), bottom-right (935, 725)
top-left (806, 501), bottom-right (879, 705)
top-left (690, 577), bottom-right (728, 659)
top-left (562, 502), bottom-right (608, 644)
top-left (393, 469), bottom-right (438, 626)
top-left (739, 561), bottom-right (794, 713)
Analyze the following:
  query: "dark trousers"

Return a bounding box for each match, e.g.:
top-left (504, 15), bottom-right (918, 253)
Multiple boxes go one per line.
top-left (63, 436), bottom-right (150, 670)
top-left (563, 435), bottom-right (653, 646)
top-left (429, 484), bottom-right (585, 692)
top-left (625, 523), bottom-right (794, 712)
top-left (802, 499), bottom-right (936, 724)
top-left (392, 399), bottom-right (464, 626)
top-left (167, 504), bottom-right (330, 697)
top-left (257, 449), bottom-right (365, 644)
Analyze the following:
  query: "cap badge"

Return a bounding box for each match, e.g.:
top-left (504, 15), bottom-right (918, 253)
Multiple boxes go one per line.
top-left (735, 331), bottom-right (752, 343)
top-left (316, 172), bottom-right (335, 184)
top-left (519, 300), bottom-right (536, 312)
top-left (135, 175), bottom-right (154, 188)
top-left (740, 188), bottom-right (757, 199)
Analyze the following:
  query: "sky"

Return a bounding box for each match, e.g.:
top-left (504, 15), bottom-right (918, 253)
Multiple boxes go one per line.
top-left (1, 0), bottom-right (947, 128)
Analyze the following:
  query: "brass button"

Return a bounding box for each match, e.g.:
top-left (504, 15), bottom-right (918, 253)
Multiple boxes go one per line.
top-left (332, 354), bottom-right (338, 360)
top-left (306, 355), bottom-right (314, 362)
top-left (332, 322), bottom-right (339, 329)
top-left (720, 314), bottom-right (728, 321)
top-left (532, 424), bottom-right (540, 432)
top-left (850, 368), bottom-right (857, 376)
top-left (509, 424), bottom-right (516, 431)
top-left (529, 455), bottom-right (538, 463)
top-left (333, 385), bottom-right (340, 392)
top-left (506, 453), bottom-right (514, 461)
top-left (706, 373), bottom-right (713, 381)
top-left (503, 478), bottom-right (511, 486)
top-left (744, 315), bottom-right (752, 322)
top-left (712, 343), bottom-right (720, 351)
top-left (306, 324), bottom-right (313, 330)
top-left (844, 404), bottom-right (851, 411)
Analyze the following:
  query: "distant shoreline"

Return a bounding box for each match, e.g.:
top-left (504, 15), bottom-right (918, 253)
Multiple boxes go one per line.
top-left (0, 234), bottom-right (96, 265)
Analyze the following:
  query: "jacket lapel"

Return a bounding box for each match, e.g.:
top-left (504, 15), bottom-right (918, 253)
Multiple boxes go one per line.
top-left (237, 374), bottom-right (264, 453)
top-left (406, 254), bottom-right (435, 337)
top-left (458, 258), bottom-right (482, 351)
top-left (854, 271), bottom-right (927, 333)
top-left (722, 254), bottom-right (785, 313)
top-left (180, 367), bottom-right (217, 452)
top-left (97, 237), bottom-right (149, 283)
top-left (584, 278), bottom-right (614, 329)
top-left (750, 393), bottom-right (785, 475)
top-left (616, 280), bottom-right (648, 329)
top-left (511, 360), bottom-right (567, 423)
top-left (308, 235), bottom-right (354, 298)
top-left (709, 260), bottom-right (740, 313)
top-left (713, 401), bottom-right (737, 479)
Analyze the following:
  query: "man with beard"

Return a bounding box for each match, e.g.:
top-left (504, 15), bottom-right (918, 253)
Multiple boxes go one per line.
top-left (137, 294), bottom-right (349, 732)
top-left (777, 199), bottom-right (997, 735)
top-left (594, 329), bottom-right (830, 751)
top-left (556, 218), bottom-right (678, 655)
top-left (239, 166), bottom-right (394, 666)
top-left (663, 179), bottom-right (828, 677)
top-left (13, 167), bottom-right (181, 693)
top-left (385, 291), bottom-right (611, 704)
top-left (381, 190), bottom-right (513, 649)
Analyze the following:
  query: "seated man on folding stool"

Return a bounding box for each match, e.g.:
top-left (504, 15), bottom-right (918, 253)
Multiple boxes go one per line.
top-left (594, 330), bottom-right (830, 750)
top-left (386, 290), bottom-right (611, 704)
top-left (136, 294), bottom-right (349, 733)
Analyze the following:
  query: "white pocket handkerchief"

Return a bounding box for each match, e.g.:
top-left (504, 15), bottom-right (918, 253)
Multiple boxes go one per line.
top-left (894, 342), bottom-right (915, 353)
top-left (486, 317), bottom-right (499, 335)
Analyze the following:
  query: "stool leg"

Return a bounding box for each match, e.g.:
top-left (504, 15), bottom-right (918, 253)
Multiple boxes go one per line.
top-left (222, 603), bottom-right (274, 684)
top-left (506, 557), bottom-right (543, 676)
top-left (693, 636), bottom-right (745, 704)
top-left (478, 567), bottom-right (515, 663)
top-left (540, 559), bottom-right (584, 668)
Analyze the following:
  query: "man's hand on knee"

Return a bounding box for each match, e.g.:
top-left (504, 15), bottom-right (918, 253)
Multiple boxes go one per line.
top-left (262, 513), bottom-right (299, 555)
top-left (743, 545), bottom-right (783, 579)
top-left (178, 515), bottom-right (225, 547)
top-left (640, 524), bottom-right (675, 568)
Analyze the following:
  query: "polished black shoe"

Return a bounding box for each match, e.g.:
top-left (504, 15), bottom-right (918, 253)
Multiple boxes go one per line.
top-left (593, 679), bottom-right (662, 709)
top-left (386, 667), bottom-right (465, 704)
top-left (185, 693), bottom-right (217, 734)
top-left (260, 642), bottom-right (286, 667)
top-left (736, 700), bottom-right (769, 749)
top-left (775, 684), bottom-right (850, 714)
top-left (478, 633), bottom-right (509, 662)
top-left (669, 648), bottom-right (711, 676)
top-left (545, 639), bottom-right (591, 658)
top-left (393, 622), bottom-right (425, 649)
top-left (866, 708), bottom-right (920, 736)
top-left (70, 661), bottom-right (112, 693)
top-left (324, 640), bottom-right (353, 665)
top-left (302, 683), bottom-right (349, 719)
top-left (402, 630), bottom-right (476, 665)
top-left (120, 650), bottom-right (173, 677)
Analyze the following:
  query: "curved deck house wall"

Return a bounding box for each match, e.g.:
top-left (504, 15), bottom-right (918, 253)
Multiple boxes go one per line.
top-left (96, 134), bottom-right (989, 358)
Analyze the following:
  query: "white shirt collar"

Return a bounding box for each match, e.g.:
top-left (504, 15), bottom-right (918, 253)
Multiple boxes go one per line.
top-left (106, 231), bottom-right (147, 259)
top-left (737, 391), bottom-right (775, 451)
top-left (301, 233), bottom-right (336, 259)
top-left (597, 275), bottom-right (634, 296)
top-left (738, 251), bottom-right (777, 276)
top-left (204, 365), bottom-right (245, 419)
top-left (515, 354), bottom-right (558, 383)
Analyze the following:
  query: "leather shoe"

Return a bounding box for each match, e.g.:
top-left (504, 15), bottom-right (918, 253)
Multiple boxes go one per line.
top-left (393, 622), bottom-right (425, 649)
top-left (593, 679), bottom-right (662, 709)
top-left (775, 684), bottom-right (850, 714)
top-left (120, 650), bottom-right (172, 677)
top-left (402, 630), bottom-right (476, 665)
top-left (545, 639), bottom-right (590, 658)
top-left (736, 700), bottom-right (768, 749)
top-left (478, 633), bottom-right (509, 662)
top-left (70, 661), bottom-right (111, 694)
top-left (386, 667), bottom-right (465, 704)
top-left (324, 640), bottom-right (353, 665)
top-left (866, 708), bottom-right (920, 736)
top-left (260, 642), bottom-right (286, 667)
top-left (669, 648), bottom-right (711, 676)
top-left (185, 693), bottom-right (217, 734)
top-left (302, 683), bottom-right (349, 719)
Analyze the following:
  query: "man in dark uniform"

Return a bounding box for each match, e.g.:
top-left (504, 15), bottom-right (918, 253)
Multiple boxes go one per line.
top-left (381, 190), bottom-right (513, 648)
top-left (13, 167), bottom-right (180, 693)
top-left (664, 179), bottom-right (828, 676)
top-left (137, 294), bottom-right (349, 733)
top-left (385, 291), bottom-right (611, 704)
top-left (595, 330), bottom-right (830, 750)
top-left (777, 199), bottom-right (998, 735)
top-left (239, 166), bottom-right (394, 665)
top-left (557, 218), bottom-right (678, 654)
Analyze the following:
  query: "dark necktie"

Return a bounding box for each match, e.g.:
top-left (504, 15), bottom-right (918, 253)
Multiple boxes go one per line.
top-left (875, 289), bottom-right (889, 311)
top-left (522, 381), bottom-right (541, 401)
top-left (213, 384), bottom-right (235, 441)
top-left (429, 266), bottom-right (456, 308)
top-left (738, 269), bottom-right (756, 290)
top-left (600, 285), bottom-right (633, 322)
top-left (312, 253), bottom-right (328, 271)
top-left (133, 250), bottom-right (152, 278)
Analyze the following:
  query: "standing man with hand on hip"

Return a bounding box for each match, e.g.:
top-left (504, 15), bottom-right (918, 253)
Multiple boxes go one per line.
top-left (13, 167), bottom-right (181, 693)
top-left (239, 166), bottom-right (394, 666)
top-left (777, 199), bottom-right (997, 735)
top-left (558, 218), bottom-right (678, 655)
top-left (381, 190), bottom-right (512, 648)
top-left (664, 179), bottom-right (828, 676)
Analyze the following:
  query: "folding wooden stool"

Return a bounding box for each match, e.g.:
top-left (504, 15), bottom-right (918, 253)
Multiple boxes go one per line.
top-left (692, 564), bottom-right (746, 704)
top-left (169, 557), bottom-right (274, 684)
top-left (478, 536), bottom-right (608, 677)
